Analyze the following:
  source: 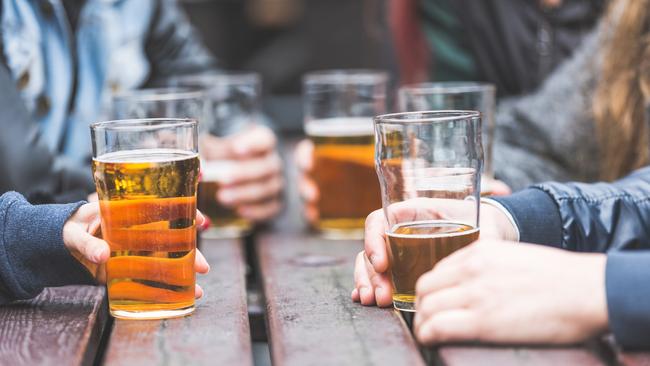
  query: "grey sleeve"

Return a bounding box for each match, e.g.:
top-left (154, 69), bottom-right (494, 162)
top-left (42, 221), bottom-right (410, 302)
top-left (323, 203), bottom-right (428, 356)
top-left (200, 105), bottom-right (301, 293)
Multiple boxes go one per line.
top-left (0, 63), bottom-right (95, 203)
top-left (493, 27), bottom-right (602, 191)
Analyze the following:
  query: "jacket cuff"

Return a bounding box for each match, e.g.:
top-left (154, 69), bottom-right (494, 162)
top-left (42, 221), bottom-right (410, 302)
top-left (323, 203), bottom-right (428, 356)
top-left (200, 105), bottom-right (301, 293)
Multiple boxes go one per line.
top-left (490, 188), bottom-right (563, 246)
top-left (1, 193), bottom-right (95, 299)
top-left (606, 251), bottom-right (650, 349)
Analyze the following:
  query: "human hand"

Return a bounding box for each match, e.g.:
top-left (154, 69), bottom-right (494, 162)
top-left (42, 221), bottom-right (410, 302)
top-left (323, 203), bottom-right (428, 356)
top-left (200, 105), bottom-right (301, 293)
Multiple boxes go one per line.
top-left (200, 124), bottom-right (283, 222)
top-left (414, 240), bottom-right (608, 345)
top-left (294, 138), bottom-right (319, 224)
top-left (62, 203), bottom-right (211, 298)
top-left (482, 176), bottom-right (511, 196)
top-left (351, 198), bottom-right (518, 307)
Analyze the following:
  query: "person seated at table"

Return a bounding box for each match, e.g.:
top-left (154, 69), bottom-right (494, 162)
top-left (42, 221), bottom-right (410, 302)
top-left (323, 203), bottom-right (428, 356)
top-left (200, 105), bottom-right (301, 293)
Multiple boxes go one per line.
top-left (293, 0), bottom-right (611, 216)
top-left (0, 191), bottom-right (209, 304)
top-left (390, 0), bottom-right (604, 92)
top-left (0, 0), bottom-right (283, 222)
top-left (352, 164), bottom-right (650, 350)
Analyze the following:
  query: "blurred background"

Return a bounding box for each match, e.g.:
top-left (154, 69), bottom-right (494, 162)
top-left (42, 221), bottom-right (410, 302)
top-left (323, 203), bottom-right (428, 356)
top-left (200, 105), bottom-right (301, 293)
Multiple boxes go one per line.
top-left (181, 0), bottom-right (396, 133)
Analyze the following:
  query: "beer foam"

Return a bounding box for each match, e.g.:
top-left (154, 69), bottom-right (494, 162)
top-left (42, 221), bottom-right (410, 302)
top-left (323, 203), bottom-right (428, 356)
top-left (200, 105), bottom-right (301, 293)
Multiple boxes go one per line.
top-left (94, 149), bottom-right (198, 163)
top-left (305, 117), bottom-right (374, 137)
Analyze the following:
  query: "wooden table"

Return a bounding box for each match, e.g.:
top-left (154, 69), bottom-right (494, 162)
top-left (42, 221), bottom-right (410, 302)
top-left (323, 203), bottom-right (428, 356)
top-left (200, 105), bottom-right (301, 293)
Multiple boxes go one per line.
top-left (1, 139), bottom-right (649, 365)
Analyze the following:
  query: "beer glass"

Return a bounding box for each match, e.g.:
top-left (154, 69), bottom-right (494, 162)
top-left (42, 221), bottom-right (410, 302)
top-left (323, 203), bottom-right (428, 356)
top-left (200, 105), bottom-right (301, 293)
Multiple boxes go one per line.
top-left (171, 73), bottom-right (261, 238)
top-left (303, 70), bottom-right (388, 239)
top-left (374, 111), bottom-right (483, 312)
top-left (90, 118), bottom-right (199, 320)
top-left (112, 87), bottom-right (206, 122)
top-left (398, 82), bottom-right (495, 194)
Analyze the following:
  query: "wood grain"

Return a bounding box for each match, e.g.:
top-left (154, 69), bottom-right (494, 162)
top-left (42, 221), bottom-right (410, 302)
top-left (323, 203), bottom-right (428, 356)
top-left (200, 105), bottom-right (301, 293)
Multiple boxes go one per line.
top-left (104, 238), bottom-right (252, 366)
top-left (257, 232), bottom-right (426, 366)
top-left (437, 346), bottom-right (606, 366)
top-left (0, 285), bottom-right (107, 366)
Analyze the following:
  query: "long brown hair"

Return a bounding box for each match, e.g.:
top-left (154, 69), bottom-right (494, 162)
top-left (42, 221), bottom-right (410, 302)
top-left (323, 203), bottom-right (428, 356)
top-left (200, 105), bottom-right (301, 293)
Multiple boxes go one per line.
top-left (593, 0), bottom-right (650, 181)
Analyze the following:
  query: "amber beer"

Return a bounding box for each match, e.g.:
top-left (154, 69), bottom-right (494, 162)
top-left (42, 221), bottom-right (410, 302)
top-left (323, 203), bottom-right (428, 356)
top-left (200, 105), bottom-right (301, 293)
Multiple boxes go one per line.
top-left (198, 161), bottom-right (252, 237)
top-left (387, 221), bottom-right (480, 312)
top-left (92, 149), bottom-right (200, 319)
top-left (307, 117), bottom-right (381, 238)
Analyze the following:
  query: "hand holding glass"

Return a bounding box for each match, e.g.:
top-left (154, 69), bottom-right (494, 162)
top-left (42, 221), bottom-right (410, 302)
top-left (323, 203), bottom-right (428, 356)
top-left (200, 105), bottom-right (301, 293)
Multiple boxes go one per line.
top-left (374, 111), bottom-right (483, 312)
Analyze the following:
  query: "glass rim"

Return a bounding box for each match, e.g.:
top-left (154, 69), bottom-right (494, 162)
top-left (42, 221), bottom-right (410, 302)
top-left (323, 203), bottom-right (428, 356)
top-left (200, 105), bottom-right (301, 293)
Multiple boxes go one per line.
top-left (90, 118), bottom-right (198, 131)
top-left (303, 69), bottom-right (389, 85)
top-left (172, 71), bottom-right (261, 86)
top-left (111, 87), bottom-right (204, 102)
top-left (374, 110), bottom-right (481, 125)
top-left (399, 82), bottom-right (495, 95)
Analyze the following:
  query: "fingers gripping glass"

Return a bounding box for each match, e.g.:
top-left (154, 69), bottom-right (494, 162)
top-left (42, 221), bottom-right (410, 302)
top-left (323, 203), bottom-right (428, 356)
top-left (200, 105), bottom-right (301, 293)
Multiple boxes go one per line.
top-left (374, 111), bottom-right (483, 312)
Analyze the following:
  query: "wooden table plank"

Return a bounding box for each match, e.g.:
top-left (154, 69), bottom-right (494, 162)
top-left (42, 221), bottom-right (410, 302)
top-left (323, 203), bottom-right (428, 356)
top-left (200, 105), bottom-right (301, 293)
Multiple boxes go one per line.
top-left (437, 346), bottom-right (606, 366)
top-left (601, 335), bottom-right (650, 366)
top-left (104, 238), bottom-right (252, 366)
top-left (257, 232), bottom-right (426, 366)
top-left (0, 285), bottom-right (107, 366)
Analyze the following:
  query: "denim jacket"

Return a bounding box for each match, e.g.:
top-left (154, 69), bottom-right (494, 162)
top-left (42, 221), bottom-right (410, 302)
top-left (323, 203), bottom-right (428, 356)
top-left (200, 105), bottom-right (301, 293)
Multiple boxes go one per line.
top-left (494, 164), bottom-right (650, 349)
top-left (0, 0), bottom-right (215, 202)
top-left (0, 0), bottom-right (215, 164)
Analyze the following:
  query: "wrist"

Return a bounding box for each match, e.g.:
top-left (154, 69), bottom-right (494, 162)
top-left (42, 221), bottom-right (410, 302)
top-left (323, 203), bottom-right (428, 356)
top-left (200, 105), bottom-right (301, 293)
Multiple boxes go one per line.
top-left (575, 253), bottom-right (609, 336)
top-left (480, 199), bottom-right (519, 241)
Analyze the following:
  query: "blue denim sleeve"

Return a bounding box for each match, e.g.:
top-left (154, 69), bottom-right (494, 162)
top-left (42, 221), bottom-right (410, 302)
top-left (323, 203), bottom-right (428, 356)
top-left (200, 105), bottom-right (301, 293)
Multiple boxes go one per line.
top-left (0, 192), bottom-right (95, 303)
top-left (606, 251), bottom-right (650, 349)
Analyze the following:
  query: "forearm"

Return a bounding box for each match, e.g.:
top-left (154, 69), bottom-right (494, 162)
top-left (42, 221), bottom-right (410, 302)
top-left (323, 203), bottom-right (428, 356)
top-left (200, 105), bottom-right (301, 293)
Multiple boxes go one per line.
top-left (0, 192), bottom-right (94, 304)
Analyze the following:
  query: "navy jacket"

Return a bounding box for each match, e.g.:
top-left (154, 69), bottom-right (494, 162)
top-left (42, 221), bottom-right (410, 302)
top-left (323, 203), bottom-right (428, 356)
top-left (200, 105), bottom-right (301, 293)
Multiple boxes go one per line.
top-left (494, 166), bottom-right (650, 349)
top-left (0, 192), bottom-right (94, 303)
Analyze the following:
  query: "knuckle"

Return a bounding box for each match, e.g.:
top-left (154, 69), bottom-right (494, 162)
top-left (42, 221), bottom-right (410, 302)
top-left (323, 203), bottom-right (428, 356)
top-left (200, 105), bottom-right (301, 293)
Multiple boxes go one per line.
top-left (462, 254), bottom-right (486, 276)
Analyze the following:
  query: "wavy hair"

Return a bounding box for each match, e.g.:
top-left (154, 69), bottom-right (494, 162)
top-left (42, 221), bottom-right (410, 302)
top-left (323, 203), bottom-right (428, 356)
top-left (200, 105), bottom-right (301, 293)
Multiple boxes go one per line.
top-left (593, 0), bottom-right (650, 180)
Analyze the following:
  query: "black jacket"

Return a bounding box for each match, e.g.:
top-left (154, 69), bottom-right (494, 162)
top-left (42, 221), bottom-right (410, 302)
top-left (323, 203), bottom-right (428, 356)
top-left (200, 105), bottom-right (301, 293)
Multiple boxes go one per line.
top-left (494, 164), bottom-right (650, 349)
top-left (452, 0), bottom-right (605, 96)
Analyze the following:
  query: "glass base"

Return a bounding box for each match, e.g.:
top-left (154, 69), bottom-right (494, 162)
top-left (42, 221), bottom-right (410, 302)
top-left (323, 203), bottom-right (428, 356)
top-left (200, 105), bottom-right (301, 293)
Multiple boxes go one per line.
top-left (393, 295), bottom-right (416, 312)
top-left (110, 305), bottom-right (195, 320)
top-left (317, 227), bottom-right (365, 240)
top-left (314, 218), bottom-right (366, 240)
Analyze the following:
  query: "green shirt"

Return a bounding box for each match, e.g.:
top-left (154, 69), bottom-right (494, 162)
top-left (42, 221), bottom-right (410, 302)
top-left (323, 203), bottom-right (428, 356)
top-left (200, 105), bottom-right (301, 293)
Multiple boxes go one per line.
top-left (419, 0), bottom-right (478, 81)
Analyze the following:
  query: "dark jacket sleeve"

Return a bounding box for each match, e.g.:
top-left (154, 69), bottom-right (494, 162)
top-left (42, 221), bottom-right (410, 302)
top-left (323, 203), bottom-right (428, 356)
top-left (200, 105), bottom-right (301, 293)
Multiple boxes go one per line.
top-left (606, 251), bottom-right (650, 349)
top-left (0, 192), bottom-right (95, 304)
top-left (492, 167), bottom-right (650, 349)
top-left (0, 63), bottom-right (95, 204)
top-left (493, 166), bottom-right (650, 252)
top-left (143, 0), bottom-right (218, 86)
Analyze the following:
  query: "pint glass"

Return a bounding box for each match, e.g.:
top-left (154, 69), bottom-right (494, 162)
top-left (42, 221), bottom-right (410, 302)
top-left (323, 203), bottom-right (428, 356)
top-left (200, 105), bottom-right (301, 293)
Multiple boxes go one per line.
top-left (171, 73), bottom-right (261, 237)
top-left (303, 70), bottom-right (387, 239)
top-left (91, 118), bottom-right (199, 319)
top-left (398, 82), bottom-right (496, 194)
top-left (374, 111), bottom-right (483, 312)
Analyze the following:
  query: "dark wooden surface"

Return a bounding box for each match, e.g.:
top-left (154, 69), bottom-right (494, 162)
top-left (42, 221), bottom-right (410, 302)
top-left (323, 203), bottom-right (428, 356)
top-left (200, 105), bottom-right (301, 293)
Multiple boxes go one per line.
top-left (0, 285), bottom-right (107, 366)
top-left (436, 346), bottom-right (606, 366)
top-left (103, 238), bottom-right (252, 366)
top-left (257, 232), bottom-right (427, 366)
